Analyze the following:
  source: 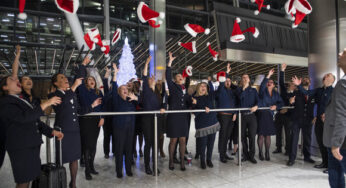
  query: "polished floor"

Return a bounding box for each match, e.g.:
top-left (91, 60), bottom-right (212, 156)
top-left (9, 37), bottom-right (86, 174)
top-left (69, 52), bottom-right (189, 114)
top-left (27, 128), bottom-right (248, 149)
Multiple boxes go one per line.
top-left (0, 117), bottom-right (330, 188)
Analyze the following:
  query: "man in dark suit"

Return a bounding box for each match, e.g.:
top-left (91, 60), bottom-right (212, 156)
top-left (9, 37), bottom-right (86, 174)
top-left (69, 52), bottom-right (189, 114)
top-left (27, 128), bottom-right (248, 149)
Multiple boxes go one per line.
top-left (323, 49), bottom-right (346, 188)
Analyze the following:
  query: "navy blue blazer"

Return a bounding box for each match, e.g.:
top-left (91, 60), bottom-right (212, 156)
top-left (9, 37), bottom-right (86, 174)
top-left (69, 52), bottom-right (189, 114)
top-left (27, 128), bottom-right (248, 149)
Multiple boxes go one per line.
top-left (216, 74), bottom-right (237, 113)
top-left (235, 86), bottom-right (259, 113)
top-left (259, 78), bottom-right (284, 115)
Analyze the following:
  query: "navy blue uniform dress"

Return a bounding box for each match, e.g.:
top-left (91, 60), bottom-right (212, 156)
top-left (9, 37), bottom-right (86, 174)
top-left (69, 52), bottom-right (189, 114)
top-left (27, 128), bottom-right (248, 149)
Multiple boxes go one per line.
top-left (49, 89), bottom-right (91, 164)
top-left (165, 66), bottom-right (191, 138)
top-left (0, 95), bottom-right (53, 183)
top-left (257, 78), bottom-right (284, 136)
top-left (111, 81), bottom-right (137, 174)
top-left (192, 81), bottom-right (220, 162)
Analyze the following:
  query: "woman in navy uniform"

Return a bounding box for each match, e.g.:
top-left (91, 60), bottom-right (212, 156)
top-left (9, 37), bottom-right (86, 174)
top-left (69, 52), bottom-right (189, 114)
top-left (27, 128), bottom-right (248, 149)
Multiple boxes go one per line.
top-left (48, 70), bottom-right (99, 188)
top-left (20, 75), bottom-right (40, 108)
top-left (257, 69), bottom-right (284, 161)
top-left (75, 57), bottom-right (104, 180)
top-left (0, 45), bottom-right (63, 188)
top-left (111, 63), bottom-right (138, 178)
top-left (141, 56), bottom-right (166, 175)
top-left (192, 79), bottom-right (220, 169)
top-left (165, 52), bottom-right (192, 171)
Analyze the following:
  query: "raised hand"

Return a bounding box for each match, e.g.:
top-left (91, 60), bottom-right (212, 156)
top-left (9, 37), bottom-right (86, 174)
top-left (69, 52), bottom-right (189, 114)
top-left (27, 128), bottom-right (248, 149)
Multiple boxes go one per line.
top-left (207, 76), bottom-right (212, 81)
top-left (226, 63), bottom-right (231, 74)
top-left (281, 63), bottom-right (287, 72)
top-left (91, 97), bottom-right (102, 108)
top-left (168, 52), bottom-right (176, 67)
top-left (267, 68), bottom-right (274, 78)
top-left (338, 48), bottom-right (346, 66)
top-left (48, 96), bottom-right (62, 106)
top-left (291, 76), bottom-right (302, 86)
top-left (74, 78), bottom-right (83, 87)
top-left (145, 55), bottom-right (152, 65)
top-left (15, 45), bottom-right (21, 54)
top-left (105, 66), bottom-right (111, 79)
top-left (82, 56), bottom-right (91, 66)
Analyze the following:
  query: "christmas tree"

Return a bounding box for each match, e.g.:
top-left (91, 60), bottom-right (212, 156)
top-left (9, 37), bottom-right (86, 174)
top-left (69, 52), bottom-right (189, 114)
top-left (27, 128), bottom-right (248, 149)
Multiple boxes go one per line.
top-left (117, 37), bottom-right (137, 86)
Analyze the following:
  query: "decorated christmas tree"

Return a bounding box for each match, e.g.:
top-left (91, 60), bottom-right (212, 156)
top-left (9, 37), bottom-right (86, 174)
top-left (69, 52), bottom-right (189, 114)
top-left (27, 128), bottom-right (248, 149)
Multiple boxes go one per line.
top-left (116, 37), bottom-right (137, 86)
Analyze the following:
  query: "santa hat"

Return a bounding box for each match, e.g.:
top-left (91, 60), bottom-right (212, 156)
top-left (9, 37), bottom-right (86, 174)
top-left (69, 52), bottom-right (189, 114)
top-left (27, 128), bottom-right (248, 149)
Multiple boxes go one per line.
top-left (137, 2), bottom-right (165, 28)
top-left (178, 41), bottom-right (197, 53)
top-left (111, 28), bottom-right (121, 46)
top-left (251, 0), bottom-right (270, 15)
top-left (101, 40), bottom-right (110, 57)
top-left (206, 42), bottom-right (218, 61)
top-left (84, 33), bottom-right (96, 51)
top-left (230, 18), bottom-right (259, 43)
top-left (184, 24), bottom-right (210, 37)
top-left (217, 71), bottom-right (226, 82)
top-left (182, 66), bottom-right (193, 78)
top-left (55, 0), bottom-right (79, 14)
top-left (18, 0), bottom-right (27, 20)
top-left (292, 0), bottom-right (312, 28)
top-left (285, 0), bottom-right (296, 15)
top-left (87, 27), bottom-right (103, 47)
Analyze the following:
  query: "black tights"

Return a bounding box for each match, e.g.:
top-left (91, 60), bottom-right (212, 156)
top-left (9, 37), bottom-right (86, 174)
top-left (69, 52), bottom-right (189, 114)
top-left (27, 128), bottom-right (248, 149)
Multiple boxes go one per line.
top-left (69, 160), bottom-right (78, 188)
top-left (257, 135), bottom-right (271, 153)
top-left (169, 137), bottom-right (186, 168)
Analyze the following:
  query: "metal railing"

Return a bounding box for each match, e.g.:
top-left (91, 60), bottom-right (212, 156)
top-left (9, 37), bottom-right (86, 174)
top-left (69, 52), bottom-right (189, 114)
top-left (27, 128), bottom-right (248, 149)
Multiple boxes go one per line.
top-left (45, 106), bottom-right (294, 176)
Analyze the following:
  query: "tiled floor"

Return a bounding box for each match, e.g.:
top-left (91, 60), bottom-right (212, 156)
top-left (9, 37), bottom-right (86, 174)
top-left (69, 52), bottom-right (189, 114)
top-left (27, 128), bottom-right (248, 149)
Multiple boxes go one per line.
top-left (0, 117), bottom-right (330, 188)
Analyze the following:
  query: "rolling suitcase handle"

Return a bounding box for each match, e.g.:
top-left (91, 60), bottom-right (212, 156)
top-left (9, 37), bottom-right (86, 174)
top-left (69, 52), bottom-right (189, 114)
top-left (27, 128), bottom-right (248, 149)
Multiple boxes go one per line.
top-left (54, 126), bottom-right (63, 167)
top-left (45, 117), bottom-right (51, 163)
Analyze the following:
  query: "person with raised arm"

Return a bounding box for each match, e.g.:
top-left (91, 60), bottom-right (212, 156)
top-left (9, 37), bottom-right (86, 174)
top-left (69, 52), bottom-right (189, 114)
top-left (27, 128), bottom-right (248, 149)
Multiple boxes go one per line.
top-left (257, 69), bottom-right (284, 161)
top-left (111, 63), bottom-right (138, 178)
top-left (165, 52), bottom-right (192, 171)
top-left (235, 73), bottom-right (259, 164)
top-left (141, 55), bottom-right (166, 175)
top-left (216, 63), bottom-right (237, 163)
top-left (48, 66), bottom-right (100, 188)
top-left (74, 57), bottom-right (104, 180)
top-left (0, 44), bottom-right (63, 188)
top-left (292, 71), bottom-right (335, 172)
top-left (192, 76), bottom-right (220, 169)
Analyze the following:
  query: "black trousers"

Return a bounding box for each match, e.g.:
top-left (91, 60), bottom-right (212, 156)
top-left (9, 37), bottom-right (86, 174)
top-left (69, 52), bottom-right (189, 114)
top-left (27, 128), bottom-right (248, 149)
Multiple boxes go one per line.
top-left (241, 114), bottom-right (257, 159)
top-left (103, 116), bottom-right (114, 156)
top-left (197, 133), bottom-right (216, 161)
top-left (113, 123), bottom-right (134, 174)
top-left (315, 117), bottom-right (328, 164)
top-left (142, 115), bottom-right (159, 167)
top-left (218, 114), bottom-right (234, 157)
top-left (274, 113), bottom-right (292, 152)
top-left (289, 118), bottom-right (313, 161)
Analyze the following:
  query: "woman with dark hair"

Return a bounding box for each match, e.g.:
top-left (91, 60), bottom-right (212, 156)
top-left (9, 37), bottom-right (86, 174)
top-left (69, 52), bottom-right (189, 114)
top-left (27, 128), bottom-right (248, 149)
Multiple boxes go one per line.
top-left (20, 76), bottom-right (40, 108)
top-left (0, 45), bottom-right (63, 188)
top-left (257, 69), bottom-right (284, 161)
top-left (141, 56), bottom-right (166, 175)
top-left (192, 79), bottom-right (220, 169)
top-left (75, 57), bottom-right (104, 180)
top-left (111, 63), bottom-right (138, 178)
top-left (48, 63), bottom-right (101, 188)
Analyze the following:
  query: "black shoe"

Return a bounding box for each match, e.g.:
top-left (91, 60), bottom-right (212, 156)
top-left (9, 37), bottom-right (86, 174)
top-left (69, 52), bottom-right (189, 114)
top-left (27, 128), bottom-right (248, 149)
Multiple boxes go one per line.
top-left (304, 158), bottom-right (315, 164)
top-left (116, 172), bottom-right (123, 178)
top-left (206, 160), bottom-right (213, 168)
top-left (265, 152), bottom-right (270, 161)
top-left (195, 154), bottom-right (199, 159)
top-left (169, 162), bottom-right (174, 170)
top-left (323, 169), bottom-right (328, 174)
top-left (126, 171), bottom-right (133, 177)
top-left (104, 155), bottom-right (109, 159)
top-left (220, 157), bottom-right (228, 163)
top-left (85, 172), bottom-right (92, 180)
top-left (259, 151), bottom-right (264, 161)
top-left (249, 158), bottom-right (257, 164)
top-left (200, 161), bottom-right (206, 169)
top-left (145, 166), bottom-right (153, 175)
top-left (225, 155), bottom-right (234, 160)
top-left (180, 166), bottom-right (186, 171)
top-left (272, 148), bottom-right (282, 154)
top-left (287, 160), bottom-right (295, 166)
top-left (241, 157), bottom-right (247, 162)
top-left (231, 151), bottom-right (236, 156)
top-left (152, 168), bottom-right (160, 176)
top-left (90, 168), bottom-right (99, 175)
top-left (314, 163), bottom-right (328, 169)
top-left (173, 157), bottom-right (180, 164)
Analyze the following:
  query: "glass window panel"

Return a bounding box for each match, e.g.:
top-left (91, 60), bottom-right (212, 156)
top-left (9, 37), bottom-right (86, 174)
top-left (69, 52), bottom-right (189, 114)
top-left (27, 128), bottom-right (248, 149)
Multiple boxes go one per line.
top-left (84, 0), bottom-right (103, 15)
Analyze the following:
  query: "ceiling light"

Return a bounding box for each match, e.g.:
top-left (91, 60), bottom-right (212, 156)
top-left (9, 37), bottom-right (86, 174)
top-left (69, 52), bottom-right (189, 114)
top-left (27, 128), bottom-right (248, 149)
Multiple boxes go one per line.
top-left (18, 36), bottom-right (25, 39)
top-left (83, 22), bottom-right (89, 26)
top-left (53, 24), bottom-right (60, 27)
top-left (93, 2), bottom-right (101, 6)
top-left (40, 23), bottom-right (47, 26)
top-left (0, 35), bottom-right (8, 38)
top-left (7, 13), bottom-right (14, 17)
top-left (40, 38), bottom-right (45, 40)
top-left (2, 19), bottom-right (10, 22)
top-left (47, 18), bottom-right (55, 22)
top-left (17, 20), bottom-right (25, 24)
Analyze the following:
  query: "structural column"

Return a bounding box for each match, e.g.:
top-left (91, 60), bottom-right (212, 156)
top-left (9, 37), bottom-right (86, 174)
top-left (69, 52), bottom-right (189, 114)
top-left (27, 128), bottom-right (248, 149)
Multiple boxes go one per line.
top-left (149, 0), bottom-right (166, 79)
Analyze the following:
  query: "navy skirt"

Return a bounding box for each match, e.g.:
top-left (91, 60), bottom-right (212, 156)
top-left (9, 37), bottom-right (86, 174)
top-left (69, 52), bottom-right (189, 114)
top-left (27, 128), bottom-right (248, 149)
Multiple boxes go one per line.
top-left (56, 131), bottom-right (81, 164)
top-left (166, 113), bottom-right (189, 138)
top-left (257, 110), bottom-right (276, 136)
top-left (7, 147), bottom-right (41, 183)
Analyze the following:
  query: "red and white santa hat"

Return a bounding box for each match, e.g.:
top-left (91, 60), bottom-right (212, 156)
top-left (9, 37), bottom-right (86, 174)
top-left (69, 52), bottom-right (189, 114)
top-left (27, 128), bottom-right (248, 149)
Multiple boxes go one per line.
top-left (217, 71), bottom-right (226, 82)
top-left (251, 0), bottom-right (270, 15)
top-left (184, 24), bottom-right (210, 37)
top-left (230, 18), bottom-right (259, 43)
top-left (285, 0), bottom-right (296, 16)
top-left (101, 40), bottom-right (110, 57)
top-left (178, 41), bottom-right (197, 54)
top-left (84, 32), bottom-right (96, 51)
top-left (88, 27), bottom-right (103, 47)
top-left (292, 0), bottom-right (312, 28)
top-left (55, 0), bottom-right (79, 14)
top-left (137, 1), bottom-right (165, 28)
top-left (18, 0), bottom-right (27, 20)
top-left (182, 66), bottom-right (193, 79)
top-left (206, 42), bottom-right (218, 61)
top-left (111, 28), bottom-right (121, 46)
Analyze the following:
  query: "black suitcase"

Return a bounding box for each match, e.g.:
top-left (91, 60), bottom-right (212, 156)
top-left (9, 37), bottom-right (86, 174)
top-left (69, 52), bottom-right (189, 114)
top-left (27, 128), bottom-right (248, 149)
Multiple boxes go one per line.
top-left (32, 125), bottom-right (67, 188)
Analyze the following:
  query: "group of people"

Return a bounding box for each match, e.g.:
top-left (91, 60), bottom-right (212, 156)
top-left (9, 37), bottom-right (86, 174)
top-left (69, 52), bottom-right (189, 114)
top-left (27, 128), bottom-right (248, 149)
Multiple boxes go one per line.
top-left (1, 44), bottom-right (346, 188)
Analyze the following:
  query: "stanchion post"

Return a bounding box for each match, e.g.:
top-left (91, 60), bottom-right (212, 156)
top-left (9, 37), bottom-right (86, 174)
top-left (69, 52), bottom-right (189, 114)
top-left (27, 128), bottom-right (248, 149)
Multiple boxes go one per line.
top-left (238, 111), bottom-right (242, 167)
top-left (154, 113), bottom-right (158, 176)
